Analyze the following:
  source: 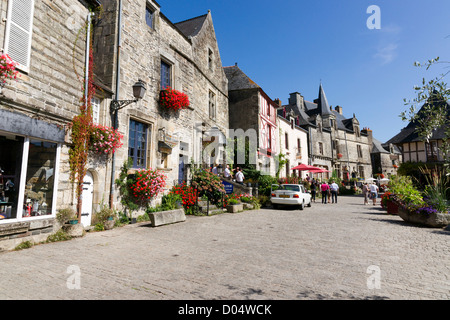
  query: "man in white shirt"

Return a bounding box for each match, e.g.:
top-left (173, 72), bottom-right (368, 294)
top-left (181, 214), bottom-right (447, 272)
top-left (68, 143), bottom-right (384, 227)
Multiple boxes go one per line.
top-left (223, 164), bottom-right (231, 180)
top-left (330, 181), bottom-right (339, 203)
top-left (369, 183), bottom-right (379, 205)
top-left (235, 169), bottom-right (244, 185)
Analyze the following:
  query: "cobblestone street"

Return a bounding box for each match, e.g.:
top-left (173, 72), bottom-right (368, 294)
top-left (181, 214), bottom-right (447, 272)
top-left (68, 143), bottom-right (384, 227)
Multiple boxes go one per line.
top-left (0, 195), bottom-right (449, 300)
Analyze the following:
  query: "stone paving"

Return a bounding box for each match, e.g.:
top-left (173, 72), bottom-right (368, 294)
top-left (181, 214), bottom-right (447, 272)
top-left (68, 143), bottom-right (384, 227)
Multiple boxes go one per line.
top-left (0, 195), bottom-right (449, 300)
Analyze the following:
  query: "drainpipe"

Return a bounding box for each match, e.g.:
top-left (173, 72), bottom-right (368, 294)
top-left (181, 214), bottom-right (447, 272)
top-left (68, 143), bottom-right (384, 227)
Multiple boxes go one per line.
top-left (110, 0), bottom-right (123, 209)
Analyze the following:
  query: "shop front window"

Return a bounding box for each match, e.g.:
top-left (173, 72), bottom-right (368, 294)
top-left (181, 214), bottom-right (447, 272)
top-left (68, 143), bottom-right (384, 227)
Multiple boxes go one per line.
top-left (0, 134), bottom-right (24, 220)
top-left (22, 140), bottom-right (57, 218)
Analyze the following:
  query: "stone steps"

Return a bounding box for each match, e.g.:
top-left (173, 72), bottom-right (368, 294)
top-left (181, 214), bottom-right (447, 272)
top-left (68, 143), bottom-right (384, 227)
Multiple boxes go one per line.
top-left (197, 198), bottom-right (226, 215)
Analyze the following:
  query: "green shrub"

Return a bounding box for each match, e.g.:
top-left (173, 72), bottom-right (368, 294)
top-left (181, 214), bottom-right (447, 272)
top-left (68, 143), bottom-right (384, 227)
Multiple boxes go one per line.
top-left (15, 241), bottom-right (33, 250)
top-left (46, 230), bottom-right (72, 243)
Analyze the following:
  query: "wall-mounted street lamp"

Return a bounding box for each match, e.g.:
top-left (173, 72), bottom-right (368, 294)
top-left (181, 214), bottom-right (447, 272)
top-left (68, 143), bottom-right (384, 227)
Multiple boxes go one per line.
top-left (109, 80), bottom-right (146, 209)
top-left (110, 80), bottom-right (147, 114)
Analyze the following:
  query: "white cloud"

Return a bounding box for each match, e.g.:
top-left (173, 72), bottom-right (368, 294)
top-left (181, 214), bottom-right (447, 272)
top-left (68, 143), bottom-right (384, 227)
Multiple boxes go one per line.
top-left (374, 43), bottom-right (398, 65)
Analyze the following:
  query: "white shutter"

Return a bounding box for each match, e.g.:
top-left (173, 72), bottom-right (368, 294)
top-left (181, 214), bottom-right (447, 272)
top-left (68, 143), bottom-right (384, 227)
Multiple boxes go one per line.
top-left (4, 0), bottom-right (35, 72)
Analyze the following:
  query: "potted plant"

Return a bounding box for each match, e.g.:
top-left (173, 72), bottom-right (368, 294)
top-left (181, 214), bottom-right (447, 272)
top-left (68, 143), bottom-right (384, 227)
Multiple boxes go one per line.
top-left (56, 207), bottom-right (78, 225)
top-left (94, 204), bottom-right (117, 230)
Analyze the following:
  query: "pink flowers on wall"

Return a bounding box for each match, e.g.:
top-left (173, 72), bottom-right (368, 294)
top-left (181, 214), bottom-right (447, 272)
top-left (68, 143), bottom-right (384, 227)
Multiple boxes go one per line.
top-left (90, 124), bottom-right (124, 155)
top-left (0, 53), bottom-right (18, 84)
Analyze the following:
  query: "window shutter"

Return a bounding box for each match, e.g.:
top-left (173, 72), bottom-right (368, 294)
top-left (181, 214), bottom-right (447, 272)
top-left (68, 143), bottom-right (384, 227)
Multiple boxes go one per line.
top-left (4, 0), bottom-right (35, 71)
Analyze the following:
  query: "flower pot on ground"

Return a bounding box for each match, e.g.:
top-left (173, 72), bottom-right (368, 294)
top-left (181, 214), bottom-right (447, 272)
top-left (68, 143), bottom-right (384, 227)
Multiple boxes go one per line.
top-left (386, 201), bottom-right (399, 215)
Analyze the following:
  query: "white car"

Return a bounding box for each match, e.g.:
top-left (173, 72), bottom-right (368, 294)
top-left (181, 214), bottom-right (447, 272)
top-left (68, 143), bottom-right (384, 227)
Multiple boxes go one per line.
top-left (270, 184), bottom-right (312, 210)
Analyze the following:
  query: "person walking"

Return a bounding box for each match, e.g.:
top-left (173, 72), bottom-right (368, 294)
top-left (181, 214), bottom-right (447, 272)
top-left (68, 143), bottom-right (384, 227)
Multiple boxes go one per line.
top-left (369, 183), bottom-right (379, 206)
top-left (310, 181), bottom-right (317, 203)
top-left (362, 183), bottom-right (369, 205)
top-left (320, 181), bottom-right (329, 204)
top-left (330, 181), bottom-right (339, 203)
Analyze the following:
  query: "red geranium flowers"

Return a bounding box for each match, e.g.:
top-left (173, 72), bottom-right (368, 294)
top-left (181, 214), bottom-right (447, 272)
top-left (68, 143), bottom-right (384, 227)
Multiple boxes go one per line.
top-left (159, 87), bottom-right (190, 111)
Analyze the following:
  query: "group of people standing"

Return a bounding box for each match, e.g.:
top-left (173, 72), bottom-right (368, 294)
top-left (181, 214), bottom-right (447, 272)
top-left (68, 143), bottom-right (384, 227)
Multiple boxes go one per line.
top-left (362, 182), bottom-right (379, 206)
top-left (309, 180), bottom-right (340, 204)
top-left (215, 164), bottom-right (245, 185)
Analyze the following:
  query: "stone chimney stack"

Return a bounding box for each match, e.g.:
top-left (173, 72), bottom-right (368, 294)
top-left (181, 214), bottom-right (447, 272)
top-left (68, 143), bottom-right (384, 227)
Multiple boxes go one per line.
top-left (289, 92), bottom-right (304, 109)
top-left (274, 98), bottom-right (282, 107)
top-left (335, 105), bottom-right (343, 115)
top-left (361, 127), bottom-right (373, 152)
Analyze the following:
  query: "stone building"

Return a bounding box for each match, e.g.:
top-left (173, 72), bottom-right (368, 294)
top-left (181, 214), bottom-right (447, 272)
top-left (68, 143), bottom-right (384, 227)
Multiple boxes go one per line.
top-left (92, 1), bottom-right (229, 212)
top-left (283, 84), bottom-right (373, 181)
top-left (0, 0), bottom-right (101, 250)
top-left (224, 65), bottom-right (279, 176)
top-left (371, 138), bottom-right (402, 178)
top-left (0, 0), bottom-right (229, 249)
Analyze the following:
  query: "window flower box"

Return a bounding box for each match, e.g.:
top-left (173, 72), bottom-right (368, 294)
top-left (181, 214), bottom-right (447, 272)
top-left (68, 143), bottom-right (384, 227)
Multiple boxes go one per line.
top-left (159, 87), bottom-right (190, 111)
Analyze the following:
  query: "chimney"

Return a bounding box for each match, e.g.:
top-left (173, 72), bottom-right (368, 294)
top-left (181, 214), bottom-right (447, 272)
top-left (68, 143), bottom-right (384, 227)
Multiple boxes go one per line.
top-left (361, 127), bottom-right (373, 152)
top-left (289, 92), bottom-right (304, 108)
top-left (335, 105), bottom-right (343, 115)
top-left (274, 98), bottom-right (282, 107)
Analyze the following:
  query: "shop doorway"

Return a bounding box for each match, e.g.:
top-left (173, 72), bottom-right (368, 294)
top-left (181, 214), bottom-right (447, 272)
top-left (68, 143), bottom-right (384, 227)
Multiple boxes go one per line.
top-left (80, 171), bottom-right (93, 227)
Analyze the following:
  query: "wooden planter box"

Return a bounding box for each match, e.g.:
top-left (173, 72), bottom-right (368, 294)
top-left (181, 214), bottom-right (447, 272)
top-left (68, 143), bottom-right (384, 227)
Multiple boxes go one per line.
top-left (397, 207), bottom-right (450, 228)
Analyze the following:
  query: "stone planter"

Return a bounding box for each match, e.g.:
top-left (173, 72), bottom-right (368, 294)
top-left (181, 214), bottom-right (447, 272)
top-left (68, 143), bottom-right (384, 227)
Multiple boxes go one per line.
top-left (226, 204), bottom-right (243, 213)
top-left (397, 207), bottom-right (450, 228)
top-left (148, 209), bottom-right (186, 227)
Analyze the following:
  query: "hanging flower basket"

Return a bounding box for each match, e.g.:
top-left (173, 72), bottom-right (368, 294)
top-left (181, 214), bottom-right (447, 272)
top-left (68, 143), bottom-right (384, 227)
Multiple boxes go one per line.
top-left (337, 153), bottom-right (343, 159)
top-left (159, 87), bottom-right (190, 111)
top-left (90, 124), bottom-right (124, 155)
top-left (0, 53), bottom-right (18, 84)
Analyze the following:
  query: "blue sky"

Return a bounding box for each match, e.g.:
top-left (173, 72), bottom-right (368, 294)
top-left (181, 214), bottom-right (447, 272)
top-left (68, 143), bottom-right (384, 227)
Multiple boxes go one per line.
top-left (158, 0), bottom-right (450, 143)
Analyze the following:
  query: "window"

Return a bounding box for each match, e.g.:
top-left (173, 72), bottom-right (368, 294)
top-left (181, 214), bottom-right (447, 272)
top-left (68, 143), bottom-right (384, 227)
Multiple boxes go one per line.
top-left (160, 60), bottom-right (171, 90)
top-left (208, 48), bottom-right (213, 71)
top-left (4, 0), bottom-right (35, 72)
top-left (267, 124), bottom-right (272, 150)
top-left (128, 120), bottom-right (149, 168)
top-left (145, 5), bottom-right (155, 29)
top-left (357, 144), bottom-right (363, 158)
top-left (285, 133), bottom-right (289, 150)
top-left (318, 142), bottom-right (323, 155)
top-left (209, 91), bottom-right (216, 120)
top-left (23, 140), bottom-right (57, 218)
top-left (91, 97), bottom-right (101, 124)
top-left (297, 139), bottom-right (301, 154)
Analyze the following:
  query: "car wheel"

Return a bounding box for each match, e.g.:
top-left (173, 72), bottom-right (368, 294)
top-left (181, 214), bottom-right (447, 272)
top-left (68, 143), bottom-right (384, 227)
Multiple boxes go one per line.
top-left (299, 201), bottom-right (304, 210)
top-left (307, 200), bottom-right (312, 207)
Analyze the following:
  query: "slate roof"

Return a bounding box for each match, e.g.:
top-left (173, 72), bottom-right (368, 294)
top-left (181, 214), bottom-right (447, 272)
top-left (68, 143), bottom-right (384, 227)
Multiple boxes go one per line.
top-left (386, 94), bottom-right (450, 145)
top-left (372, 138), bottom-right (389, 154)
top-left (223, 65), bottom-right (260, 91)
top-left (174, 14), bottom-right (208, 38)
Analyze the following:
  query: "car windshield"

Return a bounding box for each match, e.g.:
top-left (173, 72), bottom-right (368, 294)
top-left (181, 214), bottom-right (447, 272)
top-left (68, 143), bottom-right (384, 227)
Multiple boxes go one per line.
top-left (281, 185), bottom-right (300, 192)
